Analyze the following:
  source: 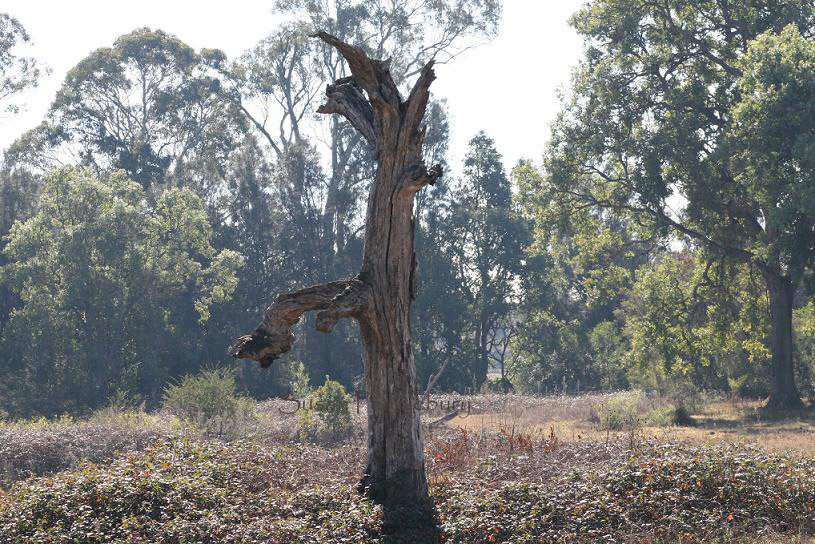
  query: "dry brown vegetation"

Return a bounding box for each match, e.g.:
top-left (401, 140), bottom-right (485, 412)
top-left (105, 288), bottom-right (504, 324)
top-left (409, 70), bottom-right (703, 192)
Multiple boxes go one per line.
top-left (445, 392), bottom-right (815, 456)
top-left (3, 392), bottom-right (815, 542)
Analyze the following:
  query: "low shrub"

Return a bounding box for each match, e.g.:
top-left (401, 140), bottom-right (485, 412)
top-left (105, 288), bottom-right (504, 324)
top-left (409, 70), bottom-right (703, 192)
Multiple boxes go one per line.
top-left (162, 368), bottom-right (257, 439)
top-left (280, 360), bottom-right (311, 398)
top-left (643, 404), bottom-right (676, 426)
top-left (672, 405), bottom-right (697, 426)
top-left (486, 376), bottom-right (515, 393)
top-left (298, 376), bottom-right (353, 441)
top-left (642, 404), bottom-right (697, 427)
top-left (590, 391), bottom-right (643, 431)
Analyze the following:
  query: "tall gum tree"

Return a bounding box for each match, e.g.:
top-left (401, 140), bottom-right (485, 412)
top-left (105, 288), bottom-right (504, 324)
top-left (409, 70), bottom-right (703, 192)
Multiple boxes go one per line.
top-left (230, 32), bottom-right (441, 505)
top-left (0, 13), bottom-right (44, 114)
top-left (448, 132), bottom-right (525, 389)
top-left (545, 0), bottom-right (815, 409)
top-left (46, 28), bottom-right (242, 188)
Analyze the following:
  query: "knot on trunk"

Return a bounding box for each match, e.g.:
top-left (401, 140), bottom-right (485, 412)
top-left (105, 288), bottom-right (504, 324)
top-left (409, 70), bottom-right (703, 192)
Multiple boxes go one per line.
top-left (402, 163), bottom-right (443, 194)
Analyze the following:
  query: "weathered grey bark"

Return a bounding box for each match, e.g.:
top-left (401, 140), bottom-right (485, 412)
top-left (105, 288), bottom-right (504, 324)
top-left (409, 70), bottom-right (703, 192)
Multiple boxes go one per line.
top-left (229, 32), bottom-right (441, 506)
top-left (763, 268), bottom-right (804, 410)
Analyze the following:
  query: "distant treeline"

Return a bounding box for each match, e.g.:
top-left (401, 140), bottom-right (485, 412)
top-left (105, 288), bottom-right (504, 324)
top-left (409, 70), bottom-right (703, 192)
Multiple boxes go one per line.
top-left (3, 1), bottom-right (815, 416)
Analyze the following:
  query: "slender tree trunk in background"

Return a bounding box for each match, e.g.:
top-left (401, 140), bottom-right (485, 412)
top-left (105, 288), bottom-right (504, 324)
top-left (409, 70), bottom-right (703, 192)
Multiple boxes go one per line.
top-left (763, 268), bottom-right (804, 410)
top-left (478, 312), bottom-right (489, 389)
top-left (230, 32), bottom-right (442, 508)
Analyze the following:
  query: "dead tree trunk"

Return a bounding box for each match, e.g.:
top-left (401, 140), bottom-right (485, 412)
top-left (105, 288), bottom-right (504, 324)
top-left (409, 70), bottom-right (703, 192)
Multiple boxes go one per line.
top-left (229, 32), bottom-right (441, 507)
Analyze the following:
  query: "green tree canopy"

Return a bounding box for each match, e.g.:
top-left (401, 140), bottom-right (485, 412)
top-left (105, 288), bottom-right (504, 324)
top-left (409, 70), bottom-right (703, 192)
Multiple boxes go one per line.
top-left (511, 160), bottom-right (649, 394)
top-left (47, 28), bottom-right (244, 188)
top-left (0, 168), bottom-right (241, 415)
top-left (621, 251), bottom-right (772, 397)
top-left (544, 0), bottom-right (815, 408)
top-left (0, 13), bottom-right (44, 114)
top-left (442, 132), bottom-right (526, 389)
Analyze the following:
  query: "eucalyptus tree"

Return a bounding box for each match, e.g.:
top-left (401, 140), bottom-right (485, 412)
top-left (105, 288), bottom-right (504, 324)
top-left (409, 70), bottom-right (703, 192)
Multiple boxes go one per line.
top-left (0, 12), bottom-right (45, 287)
top-left (0, 13), bottom-right (44, 114)
top-left (211, 136), bottom-right (283, 324)
top-left (0, 168), bottom-right (241, 415)
top-left (413, 170), bottom-right (472, 392)
top-left (46, 28), bottom-right (244, 189)
top-left (0, 13), bottom-right (45, 348)
top-left (411, 99), bottom-right (478, 391)
top-left (545, 0), bottom-right (815, 409)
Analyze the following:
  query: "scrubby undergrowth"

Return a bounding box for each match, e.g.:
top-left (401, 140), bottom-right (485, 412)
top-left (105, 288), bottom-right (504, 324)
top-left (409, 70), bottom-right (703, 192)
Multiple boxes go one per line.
top-left (0, 416), bottom-right (162, 486)
top-left (2, 436), bottom-right (815, 543)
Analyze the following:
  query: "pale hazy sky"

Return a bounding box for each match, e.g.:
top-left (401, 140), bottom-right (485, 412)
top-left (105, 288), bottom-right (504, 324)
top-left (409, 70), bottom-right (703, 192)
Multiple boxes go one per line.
top-left (0, 0), bottom-right (584, 172)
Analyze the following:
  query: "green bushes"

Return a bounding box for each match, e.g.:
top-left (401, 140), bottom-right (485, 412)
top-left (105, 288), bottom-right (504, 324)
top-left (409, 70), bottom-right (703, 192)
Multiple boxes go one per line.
top-left (642, 404), bottom-right (697, 427)
top-left (590, 391), bottom-right (698, 430)
top-left (280, 360), bottom-right (311, 398)
top-left (671, 405), bottom-right (697, 426)
top-left (590, 391), bottom-right (644, 431)
top-left (486, 375), bottom-right (515, 393)
top-left (162, 368), bottom-right (256, 438)
top-left (298, 376), bottom-right (353, 440)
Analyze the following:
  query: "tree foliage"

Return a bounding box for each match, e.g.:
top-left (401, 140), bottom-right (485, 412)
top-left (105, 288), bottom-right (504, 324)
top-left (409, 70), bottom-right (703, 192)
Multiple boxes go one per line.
top-left (7, 0), bottom-right (815, 416)
top-left (48, 29), bottom-right (244, 188)
top-left (541, 0), bottom-right (815, 407)
top-left (0, 13), bottom-right (44, 114)
top-left (445, 132), bottom-right (525, 389)
top-left (0, 168), bottom-right (241, 415)
top-left (621, 252), bottom-right (772, 397)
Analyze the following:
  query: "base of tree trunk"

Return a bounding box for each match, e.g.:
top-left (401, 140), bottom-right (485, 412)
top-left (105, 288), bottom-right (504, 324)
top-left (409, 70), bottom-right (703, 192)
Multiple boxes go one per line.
top-left (358, 470), bottom-right (430, 507)
top-left (764, 269), bottom-right (805, 413)
top-left (366, 492), bottom-right (439, 542)
top-left (765, 392), bottom-right (805, 411)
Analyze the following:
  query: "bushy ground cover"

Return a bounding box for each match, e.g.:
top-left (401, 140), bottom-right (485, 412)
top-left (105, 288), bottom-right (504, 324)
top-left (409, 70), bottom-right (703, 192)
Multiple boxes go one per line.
top-left (2, 392), bottom-right (815, 542)
top-left (0, 412), bottom-right (164, 486)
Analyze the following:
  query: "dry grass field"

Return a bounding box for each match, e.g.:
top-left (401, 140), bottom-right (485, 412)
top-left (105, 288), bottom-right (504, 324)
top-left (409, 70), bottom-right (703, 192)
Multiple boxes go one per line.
top-left (3, 391), bottom-right (815, 542)
top-left (446, 392), bottom-right (815, 456)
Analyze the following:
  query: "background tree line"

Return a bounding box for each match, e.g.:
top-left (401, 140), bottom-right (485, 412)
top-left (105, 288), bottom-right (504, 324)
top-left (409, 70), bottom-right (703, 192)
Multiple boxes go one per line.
top-left (3, 0), bottom-right (815, 417)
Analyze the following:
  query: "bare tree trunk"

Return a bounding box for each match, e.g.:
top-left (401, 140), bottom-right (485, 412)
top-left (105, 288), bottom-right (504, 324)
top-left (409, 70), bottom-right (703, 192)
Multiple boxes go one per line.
top-left (478, 312), bottom-right (490, 389)
top-left (229, 32), bottom-right (441, 508)
top-left (763, 268), bottom-right (804, 410)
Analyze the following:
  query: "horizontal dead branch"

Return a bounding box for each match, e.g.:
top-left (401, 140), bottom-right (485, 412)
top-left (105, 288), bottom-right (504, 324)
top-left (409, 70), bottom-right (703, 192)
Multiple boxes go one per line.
top-left (229, 278), bottom-right (372, 368)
